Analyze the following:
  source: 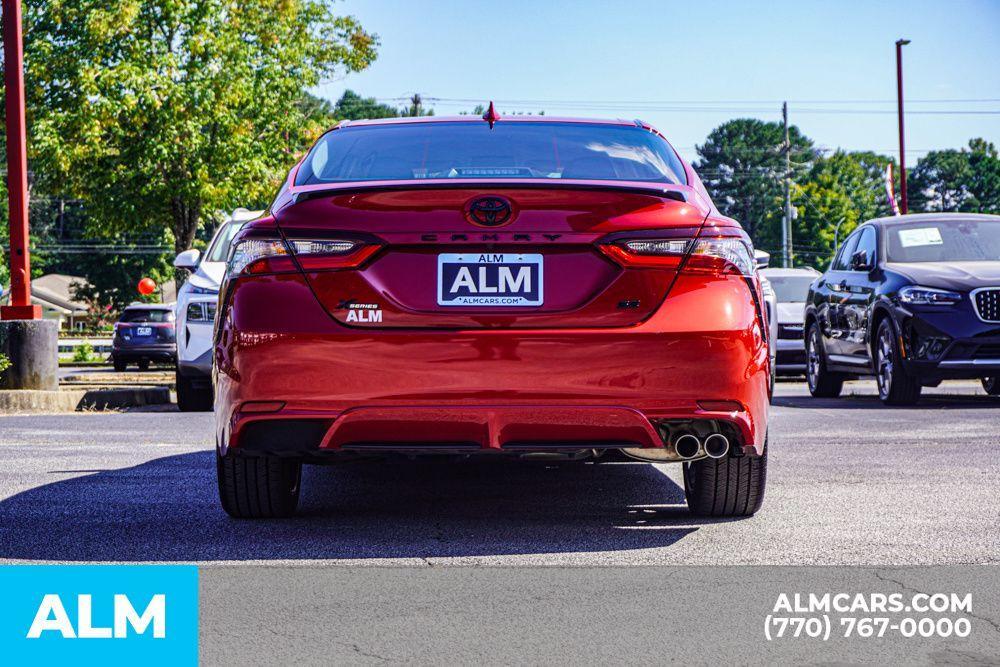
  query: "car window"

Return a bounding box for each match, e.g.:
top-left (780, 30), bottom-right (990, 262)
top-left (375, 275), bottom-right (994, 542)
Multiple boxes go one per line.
top-left (854, 226), bottom-right (877, 268)
top-left (296, 121), bottom-right (688, 186)
top-left (119, 309), bottom-right (174, 323)
top-left (832, 233), bottom-right (860, 271)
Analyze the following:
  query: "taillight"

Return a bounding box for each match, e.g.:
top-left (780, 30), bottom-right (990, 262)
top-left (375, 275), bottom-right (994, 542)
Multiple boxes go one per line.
top-left (599, 239), bottom-right (690, 269)
top-left (684, 237), bottom-right (755, 276)
top-left (285, 239), bottom-right (381, 272)
top-left (600, 231), bottom-right (755, 276)
top-left (228, 239), bottom-right (294, 276)
top-left (227, 238), bottom-right (380, 277)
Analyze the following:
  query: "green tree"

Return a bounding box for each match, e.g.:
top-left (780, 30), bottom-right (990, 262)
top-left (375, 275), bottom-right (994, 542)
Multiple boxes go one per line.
top-left (332, 89), bottom-right (400, 120)
top-left (21, 0), bottom-right (379, 268)
top-left (695, 118), bottom-right (816, 248)
top-left (791, 151), bottom-right (896, 268)
top-left (909, 138), bottom-right (1000, 213)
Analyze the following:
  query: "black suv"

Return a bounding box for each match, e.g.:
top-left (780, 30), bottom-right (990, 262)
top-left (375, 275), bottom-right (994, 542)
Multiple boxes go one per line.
top-left (111, 304), bottom-right (177, 371)
top-left (804, 213), bottom-right (1000, 405)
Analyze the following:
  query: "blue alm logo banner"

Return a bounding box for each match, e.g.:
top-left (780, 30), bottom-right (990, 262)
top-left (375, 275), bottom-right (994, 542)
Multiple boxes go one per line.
top-left (0, 565), bottom-right (198, 666)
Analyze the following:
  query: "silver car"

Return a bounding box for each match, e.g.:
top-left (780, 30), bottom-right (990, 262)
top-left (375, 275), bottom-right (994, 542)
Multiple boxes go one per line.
top-left (760, 266), bottom-right (821, 375)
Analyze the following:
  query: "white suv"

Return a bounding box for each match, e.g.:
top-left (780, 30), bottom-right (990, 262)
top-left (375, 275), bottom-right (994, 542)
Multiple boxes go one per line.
top-left (173, 209), bottom-right (261, 411)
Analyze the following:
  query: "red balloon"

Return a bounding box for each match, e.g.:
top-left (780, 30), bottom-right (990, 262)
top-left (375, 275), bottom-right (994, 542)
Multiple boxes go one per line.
top-left (138, 277), bottom-right (157, 295)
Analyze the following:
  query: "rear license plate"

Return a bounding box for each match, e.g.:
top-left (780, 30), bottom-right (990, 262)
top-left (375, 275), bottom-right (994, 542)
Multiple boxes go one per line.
top-left (437, 253), bottom-right (543, 306)
top-left (135, 326), bottom-right (153, 336)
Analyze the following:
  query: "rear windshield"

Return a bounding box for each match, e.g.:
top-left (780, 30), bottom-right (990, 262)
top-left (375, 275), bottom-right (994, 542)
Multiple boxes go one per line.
top-left (885, 218), bottom-right (1000, 263)
top-left (295, 121), bottom-right (688, 186)
top-left (119, 309), bottom-right (174, 323)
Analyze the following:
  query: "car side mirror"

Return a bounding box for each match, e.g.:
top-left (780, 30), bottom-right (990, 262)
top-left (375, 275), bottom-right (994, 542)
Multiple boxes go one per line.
top-left (850, 250), bottom-right (872, 272)
top-left (754, 250), bottom-right (770, 269)
top-left (173, 248), bottom-right (201, 271)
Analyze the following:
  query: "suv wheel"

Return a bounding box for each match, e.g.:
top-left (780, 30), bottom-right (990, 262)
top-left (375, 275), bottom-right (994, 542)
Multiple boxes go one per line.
top-left (805, 323), bottom-right (843, 398)
top-left (683, 437), bottom-right (767, 517)
top-left (176, 370), bottom-right (214, 412)
top-left (217, 450), bottom-right (302, 518)
top-left (875, 318), bottom-right (921, 406)
top-left (982, 377), bottom-right (1000, 396)
top-left (113, 357), bottom-right (127, 372)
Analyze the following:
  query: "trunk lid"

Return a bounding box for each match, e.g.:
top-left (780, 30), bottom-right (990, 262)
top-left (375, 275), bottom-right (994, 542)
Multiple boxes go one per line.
top-left (275, 185), bottom-right (708, 329)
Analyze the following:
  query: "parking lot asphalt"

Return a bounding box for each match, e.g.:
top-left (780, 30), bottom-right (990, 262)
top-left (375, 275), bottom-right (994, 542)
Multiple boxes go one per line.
top-left (1, 380), bottom-right (998, 567)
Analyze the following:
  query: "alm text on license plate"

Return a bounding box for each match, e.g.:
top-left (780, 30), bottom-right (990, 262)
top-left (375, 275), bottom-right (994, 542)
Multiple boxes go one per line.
top-left (437, 253), bottom-right (543, 306)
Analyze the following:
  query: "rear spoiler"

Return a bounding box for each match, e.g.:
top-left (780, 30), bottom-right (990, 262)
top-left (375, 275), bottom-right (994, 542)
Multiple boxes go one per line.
top-left (289, 180), bottom-right (689, 205)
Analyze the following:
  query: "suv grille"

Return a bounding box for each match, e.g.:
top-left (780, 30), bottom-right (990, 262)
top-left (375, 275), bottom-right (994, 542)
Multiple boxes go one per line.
top-left (186, 302), bottom-right (217, 322)
top-left (974, 344), bottom-right (1000, 359)
top-left (973, 288), bottom-right (1000, 323)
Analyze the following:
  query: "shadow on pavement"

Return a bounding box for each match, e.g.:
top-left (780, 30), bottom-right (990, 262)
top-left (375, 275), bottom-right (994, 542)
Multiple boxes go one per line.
top-left (0, 452), bottom-right (729, 562)
top-left (773, 392), bottom-right (999, 410)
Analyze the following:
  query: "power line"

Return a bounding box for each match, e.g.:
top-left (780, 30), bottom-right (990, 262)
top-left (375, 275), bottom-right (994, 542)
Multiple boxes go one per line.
top-left (372, 96), bottom-right (1000, 115)
top-left (379, 95), bottom-right (1000, 105)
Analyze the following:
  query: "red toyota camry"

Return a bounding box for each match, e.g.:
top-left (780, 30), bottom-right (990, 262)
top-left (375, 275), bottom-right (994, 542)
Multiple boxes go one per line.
top-left (214, 113), bottom-right (770, 518)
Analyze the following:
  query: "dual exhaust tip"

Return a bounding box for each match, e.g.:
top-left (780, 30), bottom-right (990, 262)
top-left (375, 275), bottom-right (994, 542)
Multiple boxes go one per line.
top-left (673, 433), bottom-right (730, 460)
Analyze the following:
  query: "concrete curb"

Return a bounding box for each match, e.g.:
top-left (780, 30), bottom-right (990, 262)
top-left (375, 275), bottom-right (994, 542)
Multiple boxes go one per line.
top-left (0, 386), bottom-right (171, 413)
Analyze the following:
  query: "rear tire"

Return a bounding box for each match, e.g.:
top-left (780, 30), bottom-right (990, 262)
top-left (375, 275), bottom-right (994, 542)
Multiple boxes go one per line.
top-left (217, 450), bottom-right (302, 518)
top-left (176, 370), bottom-right (214, 412)
top-left (875, 318), bottom-right (921, 406)
top-left (683, 437), bottom-right (767, 517)
top-left (805, 322), bottom-right (844, 398)
top-left (982, 377), bottom-right (1000, 396)
top-left (113, 358), bottom-right (127, 372)
top-left (138, 359), bottom-right (151, 371)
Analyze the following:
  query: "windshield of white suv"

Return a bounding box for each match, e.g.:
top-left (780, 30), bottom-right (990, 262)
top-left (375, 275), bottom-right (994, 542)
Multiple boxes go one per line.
top-left (205, 220), bottom-right (245, 263)
top-left (885, 219), bottom-right (1000, 263)
top-left (295, 121), bottom-right (688, 185)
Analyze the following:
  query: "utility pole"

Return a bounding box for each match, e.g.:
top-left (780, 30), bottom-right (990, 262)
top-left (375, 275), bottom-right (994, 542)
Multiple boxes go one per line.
top-left (1, 0), bottom-right (57, 392)
top-left (782, 101), bottom-right (792, 268)
top-left (895, 39), bottom-right (911, 214)
top-left (1, 0), bottom-right (39, 321)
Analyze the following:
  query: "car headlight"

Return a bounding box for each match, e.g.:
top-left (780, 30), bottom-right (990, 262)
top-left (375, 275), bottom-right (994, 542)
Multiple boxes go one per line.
top-left (187, 284), bottom-right (218, 296)
top-left (898, 285), bottom-right (962, 305)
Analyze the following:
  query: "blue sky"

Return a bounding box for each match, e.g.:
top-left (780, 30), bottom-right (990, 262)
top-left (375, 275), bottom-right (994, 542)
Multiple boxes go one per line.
top-left (318, 0), bottom-right (1000, 163)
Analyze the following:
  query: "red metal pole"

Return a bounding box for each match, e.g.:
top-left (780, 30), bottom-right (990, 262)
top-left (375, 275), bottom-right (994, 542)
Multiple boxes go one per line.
top-left (1, 0), bottom-right (41, 320)
top-left (895, 39), bottom-right (910, 216)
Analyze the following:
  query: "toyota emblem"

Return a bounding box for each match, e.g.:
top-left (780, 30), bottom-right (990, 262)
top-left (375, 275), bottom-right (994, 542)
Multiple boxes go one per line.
top-left (466, 196), bottom-right (513, 227)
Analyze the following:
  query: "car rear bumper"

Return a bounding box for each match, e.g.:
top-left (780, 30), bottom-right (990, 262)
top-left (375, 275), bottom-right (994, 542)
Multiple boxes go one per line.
top-left (112, 344), bottom-right (176, 362)
top-left (214, 272), bottom-right (769, 458)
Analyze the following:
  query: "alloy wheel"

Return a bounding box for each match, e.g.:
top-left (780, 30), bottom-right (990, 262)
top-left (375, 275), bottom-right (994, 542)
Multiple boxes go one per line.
top-left (877, 326), bottom-right (894, 399)
top-left (807, 329), bottom-right (821, 391)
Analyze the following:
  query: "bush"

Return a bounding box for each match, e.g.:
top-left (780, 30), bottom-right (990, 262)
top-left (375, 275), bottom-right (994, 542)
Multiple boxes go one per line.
top-left (72, 341), bottom-right (94, 363)
top-left (0, 353), bottom-right (10, 374)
